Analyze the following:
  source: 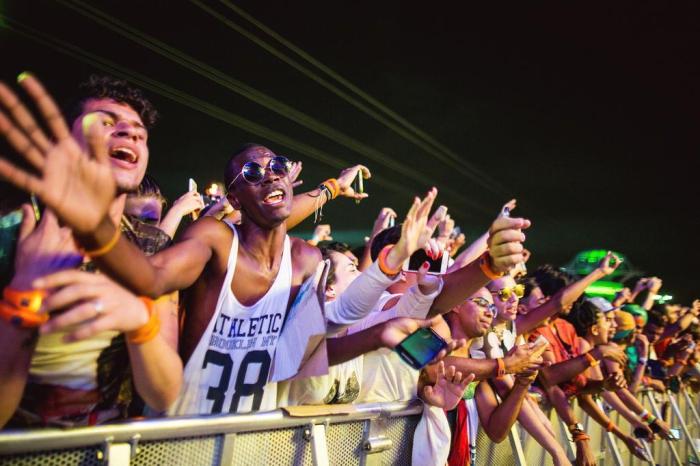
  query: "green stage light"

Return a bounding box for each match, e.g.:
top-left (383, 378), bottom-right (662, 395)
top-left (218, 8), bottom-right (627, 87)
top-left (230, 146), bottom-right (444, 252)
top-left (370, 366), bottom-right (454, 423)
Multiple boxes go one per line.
top-left (584, 280), bottom-right (624, 298)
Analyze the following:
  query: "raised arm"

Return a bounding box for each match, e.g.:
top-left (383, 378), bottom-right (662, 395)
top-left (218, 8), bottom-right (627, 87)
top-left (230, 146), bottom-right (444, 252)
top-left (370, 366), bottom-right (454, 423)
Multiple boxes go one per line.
top-left (429, 215), bottom-right (530, 315)
top-left (516, 251), bottom-right (623, 335)
top-left (39, 217), bottom-right (219, 298)
top-left (475, 370), bottom-right (536, 442)
top-left (286, 165), bottom-right (371, 229)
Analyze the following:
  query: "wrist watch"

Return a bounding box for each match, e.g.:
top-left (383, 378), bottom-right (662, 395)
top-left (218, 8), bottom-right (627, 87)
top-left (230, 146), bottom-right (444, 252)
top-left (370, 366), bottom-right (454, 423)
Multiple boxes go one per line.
top-left (568, 422), bottom-right (584, 433)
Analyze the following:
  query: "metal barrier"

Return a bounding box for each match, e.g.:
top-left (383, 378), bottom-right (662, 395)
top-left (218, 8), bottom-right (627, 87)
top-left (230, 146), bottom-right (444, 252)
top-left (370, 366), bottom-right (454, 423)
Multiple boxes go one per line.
top-left (1, 390), bottom-right (699, 466)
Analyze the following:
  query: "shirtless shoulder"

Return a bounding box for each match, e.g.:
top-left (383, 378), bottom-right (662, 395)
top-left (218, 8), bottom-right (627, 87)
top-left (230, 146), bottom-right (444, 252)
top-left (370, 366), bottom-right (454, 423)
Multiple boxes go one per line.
top-left (290, 237), bottom-right (322, 281)
top-left (178, 217), bottom-right (235, 270)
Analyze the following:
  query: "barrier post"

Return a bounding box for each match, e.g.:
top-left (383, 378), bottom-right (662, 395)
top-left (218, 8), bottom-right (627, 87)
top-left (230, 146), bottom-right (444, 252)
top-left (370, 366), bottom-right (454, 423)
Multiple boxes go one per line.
top-left (595, 399), bottom-right (624, 466)
top-left (644, 390), bottom-right (683, 466)
top-left (507, 425), bottom-right (527, 466)
top-left (668, 390), bottom-right (700, 463)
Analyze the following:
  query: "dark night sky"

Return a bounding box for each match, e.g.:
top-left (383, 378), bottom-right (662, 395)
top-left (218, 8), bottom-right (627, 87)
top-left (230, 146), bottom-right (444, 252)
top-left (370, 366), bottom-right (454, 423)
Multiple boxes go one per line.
top-left (1, 1), bottom-right (698, 302)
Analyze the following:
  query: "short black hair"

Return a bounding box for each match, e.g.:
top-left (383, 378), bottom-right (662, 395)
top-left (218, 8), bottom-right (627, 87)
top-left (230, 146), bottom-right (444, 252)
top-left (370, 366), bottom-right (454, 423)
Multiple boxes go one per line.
top-left (566, 300), bottom-right (602, 337)
top-left (646, 310), bottom-right (667, 328)
top-left (519, 276), bottom-right (540, 299)
top-left (369, 225), bottom-right (402, 261)
top-left (530, 265), bottom-right (572, 297)
top-left (317, 240), bottom-right (352, 253)
top-left (66, 75), bottom-right (158, 128)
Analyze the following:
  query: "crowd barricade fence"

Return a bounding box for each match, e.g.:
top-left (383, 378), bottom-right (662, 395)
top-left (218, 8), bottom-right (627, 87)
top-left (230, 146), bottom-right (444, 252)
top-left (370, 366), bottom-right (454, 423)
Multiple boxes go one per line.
top-left (1, 390), bottom-right (700, 466)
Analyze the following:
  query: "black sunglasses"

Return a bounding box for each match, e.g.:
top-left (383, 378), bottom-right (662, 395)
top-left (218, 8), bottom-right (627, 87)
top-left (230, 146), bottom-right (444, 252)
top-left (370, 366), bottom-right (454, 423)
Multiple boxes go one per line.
top-left (228, 156), bottom-right (292, 189)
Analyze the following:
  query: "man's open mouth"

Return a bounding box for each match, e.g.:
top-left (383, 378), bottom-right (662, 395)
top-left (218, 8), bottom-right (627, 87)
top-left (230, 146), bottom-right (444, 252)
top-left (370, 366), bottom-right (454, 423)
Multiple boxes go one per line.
top-left (110, 147), bottom-right (138, 165)
top-left (263, 189), bottom-right (285, 205)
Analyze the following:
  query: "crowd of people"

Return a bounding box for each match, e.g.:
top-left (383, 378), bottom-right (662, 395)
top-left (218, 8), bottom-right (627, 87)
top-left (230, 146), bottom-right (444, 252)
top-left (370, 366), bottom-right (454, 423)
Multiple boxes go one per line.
top-left (0, 74), bottom-right (698, 466)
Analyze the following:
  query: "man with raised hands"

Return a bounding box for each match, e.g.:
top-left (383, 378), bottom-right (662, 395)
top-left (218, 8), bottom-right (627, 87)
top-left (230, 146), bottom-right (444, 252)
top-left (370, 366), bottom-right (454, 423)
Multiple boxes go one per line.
top-left (0, 74), bottom-right (393, 420)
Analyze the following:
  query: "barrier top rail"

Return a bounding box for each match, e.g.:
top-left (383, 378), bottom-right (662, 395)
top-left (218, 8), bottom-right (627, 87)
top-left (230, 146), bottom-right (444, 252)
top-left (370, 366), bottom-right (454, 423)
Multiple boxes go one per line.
top-left (0, 401), bottom-right (422, 455)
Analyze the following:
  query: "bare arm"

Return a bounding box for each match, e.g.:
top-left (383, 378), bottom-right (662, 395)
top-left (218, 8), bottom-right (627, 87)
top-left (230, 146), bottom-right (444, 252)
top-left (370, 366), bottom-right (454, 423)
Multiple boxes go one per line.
top-left (430, 217), bottom-right (530, 315)
top-left (447, 231), bottom-right (488, 272)
top-left (0, 324), bottom-right (36, 426)
top-left (516, 262), bottom-right (613, 335)
top-left (126, 292), bottom-right (183, 411)
top-left (66, 216), bottom-right (218, 298)
top-left (475, 377), bottom-right (531, 442)
top-left (286, 165), bottom-right (371, 230)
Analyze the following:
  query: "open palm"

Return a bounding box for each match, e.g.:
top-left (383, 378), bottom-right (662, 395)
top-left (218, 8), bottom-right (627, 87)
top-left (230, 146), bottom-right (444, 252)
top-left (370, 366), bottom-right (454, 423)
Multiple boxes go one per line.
top-left (0, 75), bottom-right (115, 234)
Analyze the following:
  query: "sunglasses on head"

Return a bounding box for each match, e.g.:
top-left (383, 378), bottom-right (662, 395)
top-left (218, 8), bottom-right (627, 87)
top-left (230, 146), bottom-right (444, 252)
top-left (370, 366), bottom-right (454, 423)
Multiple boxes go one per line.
top-left (228, 156), bottom-right (292, 189)
top-left (492, 284), bottom-right (525, 301)
top-left (468, 297), bottom-right (497, 315)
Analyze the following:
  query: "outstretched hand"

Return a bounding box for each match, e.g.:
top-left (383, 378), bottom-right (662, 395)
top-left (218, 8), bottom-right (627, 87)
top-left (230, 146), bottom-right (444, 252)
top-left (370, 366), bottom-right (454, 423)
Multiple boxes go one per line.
top-left (384, 188), bottom-right (441, 270)
top-left (336, 164), bottom-right (371, 200)
top-left (597, 251), bottom-right (623, 276)
top-left (0, 74), bottom-right (116, 235)
top-left (486, 215), bottom-right (531, 274)
top-left (36, 270), bottom-right (151, 342)
top-left (422, 361), bottom-right (475, 410)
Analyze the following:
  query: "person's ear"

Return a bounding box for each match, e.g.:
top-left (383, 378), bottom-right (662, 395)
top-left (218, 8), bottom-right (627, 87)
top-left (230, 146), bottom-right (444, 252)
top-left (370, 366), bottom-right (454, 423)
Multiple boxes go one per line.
top-left (325, 285), bottom-right (336, 300)
top-left (591, 324), bottom-right (600, 336)
top-left (227, 192), bottom-right (242, 211)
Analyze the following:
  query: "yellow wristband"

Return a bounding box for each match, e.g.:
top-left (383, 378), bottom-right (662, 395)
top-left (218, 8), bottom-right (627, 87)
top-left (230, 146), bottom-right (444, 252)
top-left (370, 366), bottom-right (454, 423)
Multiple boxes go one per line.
top-left (82, 226), bottom-right (121, 258)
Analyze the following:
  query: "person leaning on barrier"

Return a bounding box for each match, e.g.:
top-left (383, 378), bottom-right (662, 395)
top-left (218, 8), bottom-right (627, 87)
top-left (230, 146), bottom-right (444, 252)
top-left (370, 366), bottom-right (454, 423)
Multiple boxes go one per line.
top-left (0, 74), bottom-right (183, 427)
top-left (467, 271), bottom-right (571, 466)
top-left (566, 299), bottom-right (656, 460)
top-left (437, 288), bottom-right (543, 466)
top-left (525, 263), bottom-right (628, 466)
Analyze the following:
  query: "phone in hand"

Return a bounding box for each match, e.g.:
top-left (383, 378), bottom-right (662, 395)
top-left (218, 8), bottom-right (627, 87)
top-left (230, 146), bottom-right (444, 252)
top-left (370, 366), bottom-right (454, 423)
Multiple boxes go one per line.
top-left (395, 327), bottom-right (448, 370)
top-left (403, 249), bottom-right (448, 275)
top-left (668, 428), bottom-right (681, 440)
top-left (530, 335), bottom-right (550, 359)
top-left (353, 170), bottom-right (364, 204)
top-left (188, 178), bottom-right (199, 220)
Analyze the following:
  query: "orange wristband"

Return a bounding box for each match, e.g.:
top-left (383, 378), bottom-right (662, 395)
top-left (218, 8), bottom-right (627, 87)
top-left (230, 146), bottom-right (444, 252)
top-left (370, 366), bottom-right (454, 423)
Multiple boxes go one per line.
top-left (606, 420), bottom-right (615, 432)
top-left (126, 298), bottom-right (160, 344)
top-left (321, 178), bottom-right (340, 199)
top-left (584, 352), bottom-right (599, 367)
top-left (0, 300), bottom-right (48, 327)
top-left (377, 245), bottom-right (402, 276)
top-left (496, 357), bottom-right (506, 378)
top-left (3, 288), bottom-right (46, 313)
top-left (82, 226), bottom-right (121, 258)
top-left (478, 252), bottom-right (504, 280)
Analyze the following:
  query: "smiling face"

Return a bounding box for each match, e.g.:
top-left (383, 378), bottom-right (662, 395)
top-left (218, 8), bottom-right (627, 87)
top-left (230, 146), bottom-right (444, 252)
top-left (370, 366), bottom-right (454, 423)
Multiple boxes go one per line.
top-left (325, 250), bottom-right (361, 301)
top-left (451, 288), bottom-right (495, 339)
top-left (488, 275), bottom-right (519, 323)
top-left (225, 146), bottom-right (292, 229)
top-left (71, 98), bottom-right (149, 193)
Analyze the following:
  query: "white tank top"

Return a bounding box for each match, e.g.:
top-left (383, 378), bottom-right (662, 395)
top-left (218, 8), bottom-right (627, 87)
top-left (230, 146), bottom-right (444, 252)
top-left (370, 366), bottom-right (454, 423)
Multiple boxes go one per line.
top-left (170, 223), bottom-right (292, 415)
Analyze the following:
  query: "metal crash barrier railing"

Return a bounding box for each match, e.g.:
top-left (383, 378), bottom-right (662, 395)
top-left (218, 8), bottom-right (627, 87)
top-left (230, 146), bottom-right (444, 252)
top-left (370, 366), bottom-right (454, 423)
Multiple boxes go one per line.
top-left (1, 389), bottom-right (699, 466)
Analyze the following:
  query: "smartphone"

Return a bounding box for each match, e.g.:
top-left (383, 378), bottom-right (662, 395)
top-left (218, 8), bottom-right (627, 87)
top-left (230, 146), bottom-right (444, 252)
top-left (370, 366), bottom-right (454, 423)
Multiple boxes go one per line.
top-left (501, 206), bottom-right (510, 218)
top-left (395, 327), bottom-right (448, 370)
top-left (353, 171), bottom-right (364, 205)
top-left (188, 178), bottom-right (199, 220)
top-left (449, 225), bottom-right (461, 240)
top-left (530, 335), bottom-right (550, 359)
top-left (388, 216), bottom-right (395, 228)
top-left (403, 249), bottom-right (448, 275)
top-left (668, 428), bottom-right (681, 441)
top-left (30, 193), bottom-right (42, 221)
top-left (646, 360), bottom-right (666, 379)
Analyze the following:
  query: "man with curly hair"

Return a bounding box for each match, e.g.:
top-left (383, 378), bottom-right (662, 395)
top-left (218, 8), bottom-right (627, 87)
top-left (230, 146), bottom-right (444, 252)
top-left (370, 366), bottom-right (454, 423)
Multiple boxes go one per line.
top-left (0, 75), bottom-right (182, 427)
